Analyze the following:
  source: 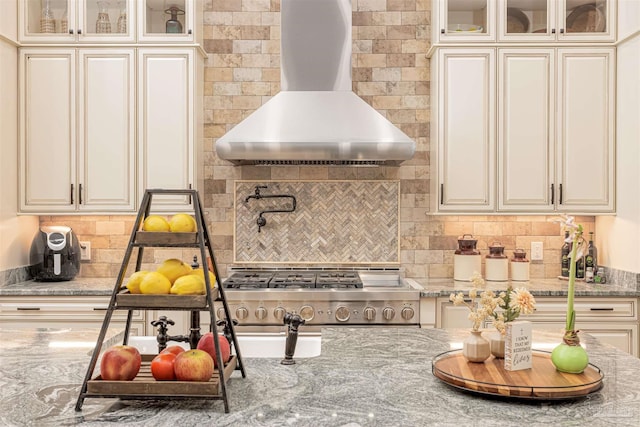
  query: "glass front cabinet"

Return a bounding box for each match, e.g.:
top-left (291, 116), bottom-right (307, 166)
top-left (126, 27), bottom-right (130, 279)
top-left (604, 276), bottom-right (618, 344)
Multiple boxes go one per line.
top-left (434, 0), bottom-right (615, 43)
top-left (19, 0), bottom-right (198, 43)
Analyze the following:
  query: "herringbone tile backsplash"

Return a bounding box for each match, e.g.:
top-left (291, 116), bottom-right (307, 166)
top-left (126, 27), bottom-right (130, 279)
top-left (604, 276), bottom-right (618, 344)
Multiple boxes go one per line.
top-left (235, 181), bottom-right (400, 264)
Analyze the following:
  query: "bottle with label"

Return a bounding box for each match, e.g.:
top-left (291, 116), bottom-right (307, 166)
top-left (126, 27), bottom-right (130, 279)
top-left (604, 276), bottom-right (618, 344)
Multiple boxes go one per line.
top-left (560, 231), bottom-right (571, 277)
top-left (585, 231), bottom-right (598, 274)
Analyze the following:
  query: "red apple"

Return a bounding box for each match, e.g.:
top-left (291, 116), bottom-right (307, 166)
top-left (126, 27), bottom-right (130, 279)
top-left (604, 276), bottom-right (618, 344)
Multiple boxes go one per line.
top-left (160, 345), bottom-right (186, 356)
top-left (100, 345), bottom-right (141, 381)
top-left (151, 352), bottom-right (177, 381)
top-left (174, 349), bottom-right (214, 382)
top-left (196, 332), bottom-right (230, 368)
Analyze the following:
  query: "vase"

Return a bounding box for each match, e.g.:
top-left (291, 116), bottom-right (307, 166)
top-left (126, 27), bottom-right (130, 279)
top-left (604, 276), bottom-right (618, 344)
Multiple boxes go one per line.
top-left (551, 342), bottom-right (589, 374)
top-left (462, 330), bottom-right (490, 363)
top-left (489, 333), bottom-right (505, 358)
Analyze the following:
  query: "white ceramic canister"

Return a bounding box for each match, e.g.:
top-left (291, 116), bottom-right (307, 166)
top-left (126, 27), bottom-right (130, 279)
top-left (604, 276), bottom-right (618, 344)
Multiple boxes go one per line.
top-left (485, 242), bottom-right (508, 281)
top-left (454, 234), bottom-right (482, 281)
top-left (511, 248), bottom-right (530, 281)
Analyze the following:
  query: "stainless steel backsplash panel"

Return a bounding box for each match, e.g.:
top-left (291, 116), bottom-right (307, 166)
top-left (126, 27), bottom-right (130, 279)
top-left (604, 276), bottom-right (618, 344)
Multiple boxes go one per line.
top-left (234, 181), bottom-right (400, 263)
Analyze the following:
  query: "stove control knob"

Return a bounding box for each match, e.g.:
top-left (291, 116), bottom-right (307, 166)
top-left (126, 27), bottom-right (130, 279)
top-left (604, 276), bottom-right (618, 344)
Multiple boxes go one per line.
top-left (335, 306), bottom-right (350, 322)
top-left (382, 307), bottom-right (396, 321)
top-left (273, 306), bottom-right (286, 321)
top-left (401, 307), bottom-right (415, 321)
top-left (363, 307), bottom-right (376, 321)
top-left (216, 307), bottom-right (226, 320)
top-left (299, 305), bottom-right (315, 321)
top-left (255, 307), bottom-right (268, 320)
top-left (235, 306), bottom-right (249, 320)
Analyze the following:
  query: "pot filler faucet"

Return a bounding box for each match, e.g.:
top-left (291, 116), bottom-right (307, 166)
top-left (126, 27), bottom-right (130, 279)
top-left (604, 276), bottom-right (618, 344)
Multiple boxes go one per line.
top-left (244, 185), bottom-right (297, 232)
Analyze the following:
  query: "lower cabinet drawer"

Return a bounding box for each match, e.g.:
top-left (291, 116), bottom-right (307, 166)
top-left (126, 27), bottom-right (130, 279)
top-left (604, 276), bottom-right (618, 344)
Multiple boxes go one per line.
top-left (0, 296), bottom-right (145, 330)
top-left (520, 297), bottom-right (637, 321)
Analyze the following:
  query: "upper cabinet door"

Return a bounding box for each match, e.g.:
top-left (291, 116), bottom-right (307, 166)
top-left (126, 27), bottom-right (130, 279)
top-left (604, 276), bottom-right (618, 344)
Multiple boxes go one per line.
top-left (137, 0), bottom-right (199, 43)
top-left (20, 49), bottom-right (76, 212)
top-left (435, 49), bottom-right (496, 211)
top-left (497, 0), bottom-right (615, 42)
top-left (77, 49), bottom-right (136, 212)
top-left (498, 49), bottom-right (555, 211)
top-left (138, 49), bottom-right (195, 211)
top-left (19, 0), bottom-right (135, 43)
top-left (556, 48), bottom-right (615, 212)
top-left (435, 0), bottom-right (496, 43)
top-left (557, 0), bottom-right (615, 42)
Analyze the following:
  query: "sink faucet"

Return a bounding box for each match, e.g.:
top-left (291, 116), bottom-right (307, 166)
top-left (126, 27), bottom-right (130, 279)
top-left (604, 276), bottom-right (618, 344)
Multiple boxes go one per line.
top-left (151, 314), bottom-right (202, 352)
top-left (281, 312), bottom-right (305, 365)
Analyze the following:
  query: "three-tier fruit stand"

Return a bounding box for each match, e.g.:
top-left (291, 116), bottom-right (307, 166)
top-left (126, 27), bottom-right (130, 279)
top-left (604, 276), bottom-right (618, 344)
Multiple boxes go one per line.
top-left (75, 189), bottom-right (245, 413)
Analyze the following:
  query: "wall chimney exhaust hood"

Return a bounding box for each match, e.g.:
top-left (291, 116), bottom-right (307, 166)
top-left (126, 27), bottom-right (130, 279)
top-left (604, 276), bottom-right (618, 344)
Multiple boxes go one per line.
top-left (215, 0), bottom-right (416, 166)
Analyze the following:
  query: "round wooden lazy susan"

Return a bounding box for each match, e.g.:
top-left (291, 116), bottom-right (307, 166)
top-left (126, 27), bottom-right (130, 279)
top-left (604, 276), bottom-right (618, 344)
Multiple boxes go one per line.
top-left (432, 350), bottom-right (603, 400)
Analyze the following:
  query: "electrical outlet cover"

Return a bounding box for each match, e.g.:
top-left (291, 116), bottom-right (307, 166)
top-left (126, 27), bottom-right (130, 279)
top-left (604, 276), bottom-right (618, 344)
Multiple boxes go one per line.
top-left (531, 242), bottom-right (543, 261)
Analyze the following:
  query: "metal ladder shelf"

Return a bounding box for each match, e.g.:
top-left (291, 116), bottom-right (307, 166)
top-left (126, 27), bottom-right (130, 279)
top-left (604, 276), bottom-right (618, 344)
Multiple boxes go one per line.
top-left (75, 189), bottom-right (245, 413)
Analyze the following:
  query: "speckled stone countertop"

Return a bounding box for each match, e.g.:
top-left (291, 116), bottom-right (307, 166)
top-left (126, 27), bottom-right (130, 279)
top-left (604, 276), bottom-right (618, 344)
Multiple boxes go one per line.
top-left (2, 277), bottom-right (639, 298)
top-left (1, 327), bottom-right (639, 426)
top-left (417, 278), bottom-right (640, 298)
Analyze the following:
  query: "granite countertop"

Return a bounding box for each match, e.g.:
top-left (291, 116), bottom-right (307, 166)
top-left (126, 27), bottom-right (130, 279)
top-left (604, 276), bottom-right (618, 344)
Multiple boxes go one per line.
top-left (1, 327), bottom-right (639, 426)
top-left (2, 277), bottom-right (639, 298)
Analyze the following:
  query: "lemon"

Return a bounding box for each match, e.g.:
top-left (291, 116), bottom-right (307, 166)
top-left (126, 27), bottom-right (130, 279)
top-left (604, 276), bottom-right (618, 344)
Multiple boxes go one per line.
top-left (139, 272), bottom-right (172, 294)
top-left (169, 214), bottom-right (197, 233)
top-left (156, 258), bottom-right (193, 284)
top-left (170, 275), bottom-right (206, 295)
top-left (190, 268), bottom-right (217, 288)
top-left (142, 215), bottom-right (170, 232)
top-left (125, 270), bottom-right (150, 294)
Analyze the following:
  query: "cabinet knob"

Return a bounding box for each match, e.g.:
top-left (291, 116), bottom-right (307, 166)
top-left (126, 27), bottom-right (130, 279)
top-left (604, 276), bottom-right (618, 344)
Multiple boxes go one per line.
top-left (552, 28), bottom-right (556, 34)
top-left (69, 29), bottom-right (74, 34)
top-left (560, 29), bottom-right (565, 34)
top-left (441, 28), bottom-right (445, 34)
top-left (77, 29), bottom-right (82, 35)
top-left (188, 29), bottom-right (192, 35)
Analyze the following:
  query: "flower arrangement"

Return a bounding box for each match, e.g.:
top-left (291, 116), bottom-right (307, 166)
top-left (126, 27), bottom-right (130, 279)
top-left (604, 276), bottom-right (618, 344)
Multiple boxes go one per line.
top-left (549, 214), bottom-right (590, 373)
top-left (491, 285), bottom-right (536, 335)
top-left (449, 272), bottom-right (500, 332)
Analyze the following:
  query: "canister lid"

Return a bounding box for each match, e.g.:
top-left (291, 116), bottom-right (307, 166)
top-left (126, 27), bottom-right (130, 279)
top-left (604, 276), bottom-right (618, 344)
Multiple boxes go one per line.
top-left (486, 241), bottom-right (506, 258)
top-left (511, 248), bottom-right (529, 262)
top-left (455, 234), bottom-right (479, 255)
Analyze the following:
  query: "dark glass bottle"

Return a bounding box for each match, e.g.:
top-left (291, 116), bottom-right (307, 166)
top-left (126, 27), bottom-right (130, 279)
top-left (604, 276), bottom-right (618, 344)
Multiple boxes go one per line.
top-left (575, 239), bottom-right (586, 279)
top-left (585, 231), bottom-right (598, 273)
top-left (561, 231), bottom-right (571, 277)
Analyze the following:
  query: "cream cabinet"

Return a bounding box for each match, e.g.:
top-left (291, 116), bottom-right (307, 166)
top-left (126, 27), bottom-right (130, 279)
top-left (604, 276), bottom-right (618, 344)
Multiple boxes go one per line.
top-left (433, 0), bottom-right (615, 44)
top-left (437, 296), bottom-right (638, 357)
top-left (432, 47), bottom-right (615, 213)
top-left (431, 48), bottom-right (496, 212)
top-left (18, 0), bottom-right (135, 43)
top-left (19, 48), bottom-right (136, 213)
top-left (138, 48), bottom-right (203, 212)
top-left (497, 0), bottom-right (615, 43)
top-left (497, 47), bottom-right (615, 212)
top-left (18, 0), bottom-right (201, 44)
top-left (0, 296), bottom-right (146, 335)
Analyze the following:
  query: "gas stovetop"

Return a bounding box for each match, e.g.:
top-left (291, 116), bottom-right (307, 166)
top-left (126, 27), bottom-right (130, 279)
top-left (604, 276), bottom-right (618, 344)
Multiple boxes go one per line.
top-left (218, 268), bottom-right (421, 327)
top-left (224, 270), bottom-right (363, 289)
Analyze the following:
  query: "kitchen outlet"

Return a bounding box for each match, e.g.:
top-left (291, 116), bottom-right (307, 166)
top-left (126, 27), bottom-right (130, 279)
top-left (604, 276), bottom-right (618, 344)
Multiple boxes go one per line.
top-left (531, 242), bottom-right (543, 261)
top-left (80, 241), bottom-right (91, 261)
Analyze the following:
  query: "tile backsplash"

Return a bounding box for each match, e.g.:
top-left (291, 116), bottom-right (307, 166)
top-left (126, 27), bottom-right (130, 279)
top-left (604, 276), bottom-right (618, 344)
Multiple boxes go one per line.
top-left (235, 181), bottom-right (399, 263)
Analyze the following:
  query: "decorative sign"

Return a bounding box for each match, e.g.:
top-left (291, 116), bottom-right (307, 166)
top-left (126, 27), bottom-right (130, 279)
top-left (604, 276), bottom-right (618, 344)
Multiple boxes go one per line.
top-left (504, 321), bottom-right (532, 371)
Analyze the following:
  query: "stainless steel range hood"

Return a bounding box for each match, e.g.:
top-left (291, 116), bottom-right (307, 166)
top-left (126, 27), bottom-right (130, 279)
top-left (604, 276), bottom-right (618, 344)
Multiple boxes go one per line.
top-left (215, 0), bottom-right (416, 166)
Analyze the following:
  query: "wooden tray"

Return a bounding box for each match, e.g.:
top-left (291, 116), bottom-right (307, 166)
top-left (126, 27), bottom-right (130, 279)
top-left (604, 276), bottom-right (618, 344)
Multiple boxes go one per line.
top-left (116, 293), bottom-right (208, 309)
top-left (135, 231), bottom-right (198, 246)
top-left (86, 355), bottom-right (237, 398)
top-left (432, 350), bottom-right (603, 400)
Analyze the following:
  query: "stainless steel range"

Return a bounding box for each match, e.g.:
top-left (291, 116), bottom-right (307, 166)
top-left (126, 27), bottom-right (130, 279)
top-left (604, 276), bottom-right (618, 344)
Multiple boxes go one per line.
top-left (217, 268), bottom-right (421, 332)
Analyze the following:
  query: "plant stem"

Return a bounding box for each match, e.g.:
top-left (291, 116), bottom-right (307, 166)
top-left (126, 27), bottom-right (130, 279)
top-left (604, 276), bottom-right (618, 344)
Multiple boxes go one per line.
top-left (566, 236), bottom-right (579, 332)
